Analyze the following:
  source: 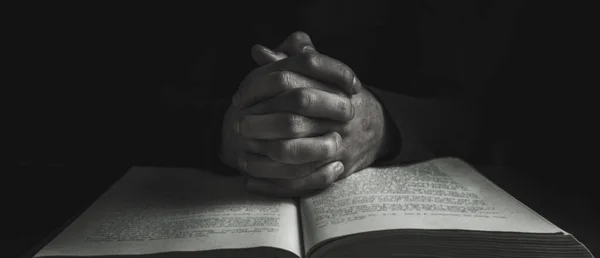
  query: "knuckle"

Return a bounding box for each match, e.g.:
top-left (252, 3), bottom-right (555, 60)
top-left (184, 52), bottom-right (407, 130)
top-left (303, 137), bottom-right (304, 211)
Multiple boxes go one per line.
top-left (293, 88), bottom-right (315, 111)
top-left (291, 31), bottom-right (310, 42)
top-left (269, 71), bottom-right (293, 90)
top-left (336, 98), bottom-right (354, 121)
top-left (300, 52), bottom-right (321, 71)
top-left (318, 57), bottom-right (355, 90)
top-left (285, 114), bottom-right (305, 135)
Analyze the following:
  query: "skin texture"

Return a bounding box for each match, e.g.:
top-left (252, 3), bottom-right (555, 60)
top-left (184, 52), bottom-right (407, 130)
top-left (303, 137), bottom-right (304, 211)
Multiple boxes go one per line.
top-left (220, 32), bottom-right (391, 197)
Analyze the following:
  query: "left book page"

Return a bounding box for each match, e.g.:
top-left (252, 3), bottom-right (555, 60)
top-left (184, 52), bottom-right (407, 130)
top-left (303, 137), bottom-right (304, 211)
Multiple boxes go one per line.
top-left (34, 166), bottom-right (302, 258)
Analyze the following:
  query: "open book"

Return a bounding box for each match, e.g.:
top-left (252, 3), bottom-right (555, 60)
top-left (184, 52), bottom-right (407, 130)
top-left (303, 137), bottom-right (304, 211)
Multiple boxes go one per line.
top-left (33, 158), bottom-right (593, 258)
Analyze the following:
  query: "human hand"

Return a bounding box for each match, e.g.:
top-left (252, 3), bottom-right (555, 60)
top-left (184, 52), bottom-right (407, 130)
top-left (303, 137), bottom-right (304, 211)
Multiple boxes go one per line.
top-left (221, 32), bottom-right (391, 197)
top-left (244, 75), bottom-right (391, 197)
top-left (220, 31), bottom-right (359, 184)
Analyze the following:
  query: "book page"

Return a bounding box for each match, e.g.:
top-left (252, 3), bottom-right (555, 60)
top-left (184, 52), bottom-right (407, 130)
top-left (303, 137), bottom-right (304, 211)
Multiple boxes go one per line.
top-left (300, 157), bottom-right (564, 250)
top-left (35, 166), bottom-right (302, 257)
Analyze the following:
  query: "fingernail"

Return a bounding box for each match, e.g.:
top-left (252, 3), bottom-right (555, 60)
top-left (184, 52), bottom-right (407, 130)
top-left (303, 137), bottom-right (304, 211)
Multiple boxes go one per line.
top-left (275, 52), bottom-right (289, 60)
top-left (261, 46), bottom-right (275, 54)
top-left (302, 45), bottom-right (316, 53)
top-left (333, 161), bottom-right (344, 172)
top-left (334, 162), bottom-right (345, 179)
top-left (334, 132), bottom-right (343, 151)
top-left (233, 120), bottom-right (240, 133)
top-left (232, 93), bottom-right (240, 107)
top-left (351, 76), bottom-right (359, 94)
top-left (334, 161), bottom-right (346, 180)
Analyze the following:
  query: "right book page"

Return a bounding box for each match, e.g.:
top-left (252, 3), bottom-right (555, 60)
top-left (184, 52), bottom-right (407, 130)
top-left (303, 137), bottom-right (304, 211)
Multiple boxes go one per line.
top-left (299, 157), bottom-right (564, 250)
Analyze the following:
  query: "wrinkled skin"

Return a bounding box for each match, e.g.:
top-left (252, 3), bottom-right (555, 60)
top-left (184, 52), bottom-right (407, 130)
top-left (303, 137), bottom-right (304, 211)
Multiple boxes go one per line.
top-left (220, 32), bottom-right (391, 197)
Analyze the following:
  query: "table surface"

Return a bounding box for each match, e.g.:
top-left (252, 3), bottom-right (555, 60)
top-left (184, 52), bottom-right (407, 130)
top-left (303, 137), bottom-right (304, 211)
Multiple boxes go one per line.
top-left (8, 164), bottom-right (598, 258)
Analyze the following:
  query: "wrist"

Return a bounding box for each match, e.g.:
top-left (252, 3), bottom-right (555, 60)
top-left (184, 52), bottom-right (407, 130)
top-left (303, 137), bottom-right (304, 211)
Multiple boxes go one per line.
top-left (366, 87), bottom-right (401, 163)
top-left (376, 111), bottom-right (397, 160)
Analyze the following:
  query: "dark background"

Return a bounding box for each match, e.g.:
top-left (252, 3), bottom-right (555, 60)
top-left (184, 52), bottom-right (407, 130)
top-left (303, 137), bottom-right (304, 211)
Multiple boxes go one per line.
top-left (8, 1), bottom-right (598, 257)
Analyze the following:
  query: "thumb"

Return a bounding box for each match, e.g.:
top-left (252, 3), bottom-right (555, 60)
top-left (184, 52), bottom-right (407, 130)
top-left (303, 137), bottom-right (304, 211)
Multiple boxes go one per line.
top-left (274, 31), bottom-right (317, 56)
top-left (251, 44), bottom-right (288, 66)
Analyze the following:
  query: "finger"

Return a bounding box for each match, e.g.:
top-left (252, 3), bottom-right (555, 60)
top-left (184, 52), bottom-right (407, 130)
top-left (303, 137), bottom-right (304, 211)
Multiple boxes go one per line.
top-left (244, 131), bottom-right (342, 164)
top-left (236, 71), bottom-right (313, 109)
top-left (235, 52), bottom-right (361, 108)
top-left (241, 152), bottom-right (326, 179)
top-left (247, 87), bottom-right (355, 122)
top-left (270, 53), bottom-right (362, 95)
top-left (238, 71), bottom-right (349, 111)
top-left (239, 113), bottom-right (334, 139)
top-left (246, 161), bottom-right (344, 197)
top-left (251, 31), bottom-right (314, 67)
top-left (273, 31), bottom-right (317, 56)
top-left (251, 44), bottom-right (288, 66)
top-left (273, 161), bottom-right (344, 191)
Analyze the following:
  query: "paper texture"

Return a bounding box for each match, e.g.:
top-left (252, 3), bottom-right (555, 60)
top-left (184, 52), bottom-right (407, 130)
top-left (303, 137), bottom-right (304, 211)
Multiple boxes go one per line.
top-left (300, 157), bottom-right (563, 250)
top-left (35, 167), bottom-right (301, 257)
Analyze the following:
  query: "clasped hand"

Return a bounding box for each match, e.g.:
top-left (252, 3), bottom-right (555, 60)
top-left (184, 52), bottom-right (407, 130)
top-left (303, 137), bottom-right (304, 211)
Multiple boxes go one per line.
top-left (221, 32), bottom-right (390, 197)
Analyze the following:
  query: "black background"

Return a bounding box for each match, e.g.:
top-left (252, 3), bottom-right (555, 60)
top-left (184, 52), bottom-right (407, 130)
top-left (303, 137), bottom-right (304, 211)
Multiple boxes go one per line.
top-left (8, 2), bottom-right (599, 257)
